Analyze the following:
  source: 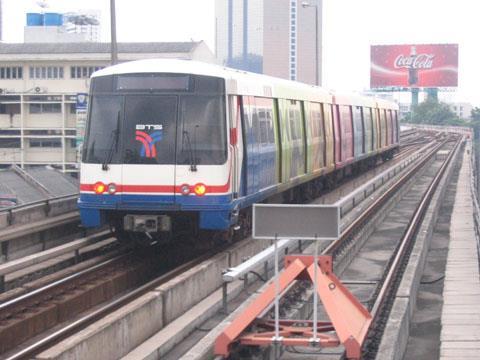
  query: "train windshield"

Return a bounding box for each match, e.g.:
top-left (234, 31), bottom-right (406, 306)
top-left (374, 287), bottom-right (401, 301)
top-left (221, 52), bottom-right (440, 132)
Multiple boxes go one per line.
top-left (82, 74), bottom-right (227, 166)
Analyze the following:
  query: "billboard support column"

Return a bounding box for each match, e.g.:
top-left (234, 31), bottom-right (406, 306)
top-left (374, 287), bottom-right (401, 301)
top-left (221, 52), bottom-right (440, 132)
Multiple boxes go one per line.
top-left (411, 88), bottom-right (419, 107)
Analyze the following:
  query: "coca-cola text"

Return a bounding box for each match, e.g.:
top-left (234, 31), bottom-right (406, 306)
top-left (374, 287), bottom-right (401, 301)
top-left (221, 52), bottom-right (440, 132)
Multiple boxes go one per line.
top-left (394, 54), bottom-right (435, 69)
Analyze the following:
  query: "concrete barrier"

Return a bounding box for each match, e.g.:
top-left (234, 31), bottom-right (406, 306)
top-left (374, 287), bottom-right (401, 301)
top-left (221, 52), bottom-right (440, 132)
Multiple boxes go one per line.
top-left (157, 253), bottom-right (229, 325)
top-left (35, 236), bottom-right (271, 360)
top-left (37, 291), bottom-right (164, 360)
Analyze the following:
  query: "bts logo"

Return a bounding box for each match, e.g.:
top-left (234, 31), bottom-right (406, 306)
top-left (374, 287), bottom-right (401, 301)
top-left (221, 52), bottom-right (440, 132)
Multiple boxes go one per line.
top-left (135, 124), bottom-right (163, 158)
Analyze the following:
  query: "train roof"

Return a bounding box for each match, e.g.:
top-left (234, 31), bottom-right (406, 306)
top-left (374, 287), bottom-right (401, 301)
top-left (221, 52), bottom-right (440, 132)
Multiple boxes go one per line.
top-left (93, 59), bottom-right (397, 109)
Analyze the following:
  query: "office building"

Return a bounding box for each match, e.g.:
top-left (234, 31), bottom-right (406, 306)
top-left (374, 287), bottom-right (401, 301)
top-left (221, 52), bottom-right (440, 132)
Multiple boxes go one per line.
top-left (215, 0), bottom-right (322, 85)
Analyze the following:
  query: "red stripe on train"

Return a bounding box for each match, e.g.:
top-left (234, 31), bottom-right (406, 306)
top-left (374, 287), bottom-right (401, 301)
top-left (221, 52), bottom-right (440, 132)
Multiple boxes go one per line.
top-left (80, 179), bottom-right (230, 194)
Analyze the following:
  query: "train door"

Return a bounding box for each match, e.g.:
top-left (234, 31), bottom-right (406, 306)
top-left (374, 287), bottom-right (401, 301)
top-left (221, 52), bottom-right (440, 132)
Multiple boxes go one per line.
top-left (254, 97), bottom-right (277, 190)
top-left (323, 103), bottom-right (335, 170)
top-left (332, 104), bottom-right (342, 166)
top-left (229, 95), bottom-right (243, 198)
top-left (121, 95), bottom-right (178, 206)
top-left (241, 96), bottom-right (259, 195)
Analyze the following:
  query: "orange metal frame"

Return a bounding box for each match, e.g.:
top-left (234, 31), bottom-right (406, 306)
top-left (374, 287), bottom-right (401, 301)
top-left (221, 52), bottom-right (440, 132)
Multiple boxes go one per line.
top-left (214, 255), bottom-right (372, 359)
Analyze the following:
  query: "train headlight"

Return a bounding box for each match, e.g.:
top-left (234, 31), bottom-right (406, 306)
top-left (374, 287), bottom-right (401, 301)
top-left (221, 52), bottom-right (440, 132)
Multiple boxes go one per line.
top-left (93, 181), bottom-right (106, 194)
top-left (107, 183), bottom-right (117, 194)
top-left (194, 183), bottom-right (207, 196)
top-left (180, 184), bottom-right (190, 196)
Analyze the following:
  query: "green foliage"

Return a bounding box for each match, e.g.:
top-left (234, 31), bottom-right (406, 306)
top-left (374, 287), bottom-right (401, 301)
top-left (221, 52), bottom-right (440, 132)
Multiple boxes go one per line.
top-left (410, 98), bottom-right (462, 125)
top-left (470, 107), bottom-right (480, 139)
top-left (472, 107), bottom-right (480, 121)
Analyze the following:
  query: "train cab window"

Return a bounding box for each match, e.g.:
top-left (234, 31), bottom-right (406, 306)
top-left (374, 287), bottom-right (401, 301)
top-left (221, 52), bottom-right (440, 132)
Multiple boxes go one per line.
top-left (82, 95), bottom-right (124, 164)
top-left (124, 95), bottom-right (178, 164)
top-left (177, 95), bottom-right (227, 165)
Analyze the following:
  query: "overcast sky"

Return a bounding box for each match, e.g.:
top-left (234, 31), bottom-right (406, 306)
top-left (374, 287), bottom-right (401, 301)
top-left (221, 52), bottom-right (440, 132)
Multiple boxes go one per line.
top-left (2, 0), bottom-right (479, 106)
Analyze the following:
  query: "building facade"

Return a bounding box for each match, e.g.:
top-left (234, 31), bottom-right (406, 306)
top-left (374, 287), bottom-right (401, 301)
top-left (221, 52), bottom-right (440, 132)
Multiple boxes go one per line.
top-left (0, 41), bottom-right (216, 173)
top-left (215, 0), bottom-right (322, 85)
top-left (449, 102), bottom-right (473, 120)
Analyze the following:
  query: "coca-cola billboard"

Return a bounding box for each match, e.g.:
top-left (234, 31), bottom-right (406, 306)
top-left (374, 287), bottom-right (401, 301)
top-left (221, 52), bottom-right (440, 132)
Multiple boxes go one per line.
top-left (370, 44), bottom-right (458, 88)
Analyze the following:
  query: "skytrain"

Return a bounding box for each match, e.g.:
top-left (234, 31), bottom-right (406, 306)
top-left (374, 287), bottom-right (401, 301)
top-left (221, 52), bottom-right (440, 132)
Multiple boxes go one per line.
top-left (78, 59), bottom-right (399, 243)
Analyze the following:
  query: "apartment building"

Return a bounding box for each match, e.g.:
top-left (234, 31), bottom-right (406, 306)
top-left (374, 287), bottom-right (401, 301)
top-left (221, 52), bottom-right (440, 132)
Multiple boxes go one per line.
top-left (0, 41), bottom-right (216, 173)
top-left (449, 102), bottom-right (473, 120)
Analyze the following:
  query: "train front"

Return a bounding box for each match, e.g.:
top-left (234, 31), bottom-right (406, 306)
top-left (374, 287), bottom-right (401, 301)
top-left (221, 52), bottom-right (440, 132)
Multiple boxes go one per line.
top-left (78, 65), bottom-right (233, 243)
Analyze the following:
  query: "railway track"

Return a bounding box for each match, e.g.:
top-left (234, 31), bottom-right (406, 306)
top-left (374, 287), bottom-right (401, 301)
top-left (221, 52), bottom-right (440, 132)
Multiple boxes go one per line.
top-left (194, 133), bottom-right (460, 360)
top-left (1, 130), bottom-right (434, 359)
top-left (280, 135), bottom-right (461, 359)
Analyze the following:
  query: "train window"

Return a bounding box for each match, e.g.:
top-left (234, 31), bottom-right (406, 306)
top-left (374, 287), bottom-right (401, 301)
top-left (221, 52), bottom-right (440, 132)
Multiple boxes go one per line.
top-left (117, 74), bottom-right (191, 91)
top-left (258, 109), bottom-right (269, 144)
top-left (124, 95), bottom-right (177, 165)
top-left (82, 95), bottom-right (124, 164)
top-left (310, 102), bottom-right (324, 139)
top-left (195, 76), bottom-right (224, 93)
top-left (254, 97), bottom-right (275, 144)
top-left (91, 76), bottom-right (114, 93)
top-left (177, 95), bottom-right (227, 165)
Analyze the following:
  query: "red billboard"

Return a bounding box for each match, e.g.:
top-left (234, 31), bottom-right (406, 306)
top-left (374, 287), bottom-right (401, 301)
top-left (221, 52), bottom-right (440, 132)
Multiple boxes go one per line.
top-left (370, 44), bottom-right (458, 88)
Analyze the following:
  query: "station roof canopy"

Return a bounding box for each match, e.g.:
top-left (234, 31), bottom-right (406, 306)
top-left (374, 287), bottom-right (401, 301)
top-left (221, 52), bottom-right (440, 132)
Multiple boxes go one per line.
top-left (0, 166), bottom-right (78, 206)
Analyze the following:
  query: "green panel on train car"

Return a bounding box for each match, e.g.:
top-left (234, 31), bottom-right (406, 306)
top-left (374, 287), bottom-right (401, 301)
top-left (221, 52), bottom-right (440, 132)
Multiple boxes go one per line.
top-left (273, 99), bottom-right (281, 183)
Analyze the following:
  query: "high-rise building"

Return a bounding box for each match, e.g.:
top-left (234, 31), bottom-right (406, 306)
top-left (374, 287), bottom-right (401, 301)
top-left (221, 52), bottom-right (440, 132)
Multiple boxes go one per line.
top-left (0, 0), bottom-right (3, 42)
top-left (215, 0), bottom-right (322, 85)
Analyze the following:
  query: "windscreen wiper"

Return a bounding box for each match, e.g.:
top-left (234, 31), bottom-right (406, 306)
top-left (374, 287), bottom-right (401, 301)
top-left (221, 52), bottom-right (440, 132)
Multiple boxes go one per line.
top-left (182, 129), bottom-right (197, 172)
top-left (102, 111), bottom-right (120, 171)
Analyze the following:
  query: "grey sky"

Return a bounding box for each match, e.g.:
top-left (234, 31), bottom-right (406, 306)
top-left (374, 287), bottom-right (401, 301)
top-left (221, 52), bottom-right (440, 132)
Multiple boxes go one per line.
top-left (2, 0), bottom-right (479, 106)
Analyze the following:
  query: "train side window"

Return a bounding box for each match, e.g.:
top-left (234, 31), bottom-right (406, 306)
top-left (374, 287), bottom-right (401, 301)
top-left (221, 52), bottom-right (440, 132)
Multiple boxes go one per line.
top-left (310, 102), bottom-right (324, 139)
top-left (254, 97), bottom-right (275, 144)
top-left (258, 108), bottom-right (269, 144)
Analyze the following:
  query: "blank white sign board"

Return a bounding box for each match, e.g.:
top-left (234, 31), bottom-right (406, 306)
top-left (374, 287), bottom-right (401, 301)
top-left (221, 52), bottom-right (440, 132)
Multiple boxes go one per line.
top-left (253, 204), bottom-right (340, 240)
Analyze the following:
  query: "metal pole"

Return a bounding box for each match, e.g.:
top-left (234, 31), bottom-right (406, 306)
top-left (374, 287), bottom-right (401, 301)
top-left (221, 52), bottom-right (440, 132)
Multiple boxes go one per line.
top-left (273, 233), bottom-right (281, 343)
top-left (314, 5), bottom-right (319, 86)
top-left (110, 0), bottom-right (118, 65)
top-left (312, 234), bottom-right (319, 343)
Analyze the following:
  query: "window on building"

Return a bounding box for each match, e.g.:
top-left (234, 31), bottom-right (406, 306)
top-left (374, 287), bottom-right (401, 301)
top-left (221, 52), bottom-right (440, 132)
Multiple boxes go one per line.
top-left (0, 103), bottom-right (21, 115)
top-left (70, 66), bottom-right (104, 79)
top-left (0, 138), bottom-right (20, 148)
top-left (29, 103), bottom-right (62, 114)
top-left (29, 66), bottom-right (64, 79)
top-left (29, 139), bottom-right (62, 148)
top-left (0, 66), bottom-right (23, 79)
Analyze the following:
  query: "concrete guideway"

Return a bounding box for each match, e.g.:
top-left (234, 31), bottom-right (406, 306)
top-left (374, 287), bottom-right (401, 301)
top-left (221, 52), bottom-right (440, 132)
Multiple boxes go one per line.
top-left (440, 142), bottom-right (480, 359)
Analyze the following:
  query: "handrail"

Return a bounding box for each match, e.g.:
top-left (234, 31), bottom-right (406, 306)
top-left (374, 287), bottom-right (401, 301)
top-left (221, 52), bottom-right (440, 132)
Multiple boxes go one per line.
top-left (0, 193), bottom-right (78, 213)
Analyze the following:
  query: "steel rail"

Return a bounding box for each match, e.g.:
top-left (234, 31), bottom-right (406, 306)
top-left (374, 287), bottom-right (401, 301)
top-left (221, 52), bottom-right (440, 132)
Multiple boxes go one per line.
top-left (323, 137), bottom-right (450, 257)
top-left (369, 137), bottom-right (461, 320)
top-left (4, 247), bottom-right (222, 360)
top-left (0, 250), bottom-right (123, 312)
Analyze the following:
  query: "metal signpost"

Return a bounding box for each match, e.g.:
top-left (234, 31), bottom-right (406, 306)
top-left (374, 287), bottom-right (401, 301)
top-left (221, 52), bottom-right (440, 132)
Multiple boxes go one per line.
top-left (215, 203), bottom-right (372, 359)
top-left (253, 204), bottom-right (340, 353)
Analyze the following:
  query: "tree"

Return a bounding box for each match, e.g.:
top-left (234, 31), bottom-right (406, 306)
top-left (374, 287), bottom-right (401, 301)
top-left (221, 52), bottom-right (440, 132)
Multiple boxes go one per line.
top-left (470, 107), bottom-right (480, 139)
top-left (410, 98), bottom-right (460, 125)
